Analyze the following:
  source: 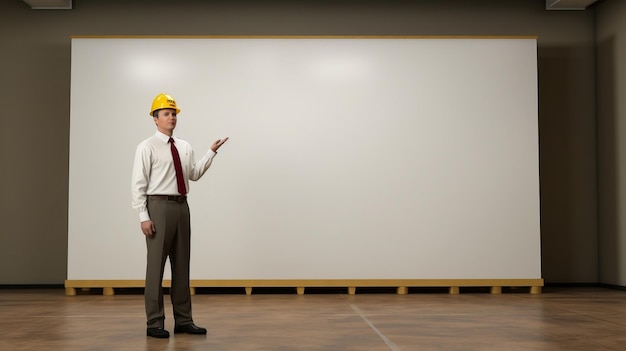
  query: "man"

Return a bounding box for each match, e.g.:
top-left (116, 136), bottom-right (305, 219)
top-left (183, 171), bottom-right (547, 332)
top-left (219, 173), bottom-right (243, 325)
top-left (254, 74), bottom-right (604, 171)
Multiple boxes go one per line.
top-left (131, 93), bottom-right (228, 338)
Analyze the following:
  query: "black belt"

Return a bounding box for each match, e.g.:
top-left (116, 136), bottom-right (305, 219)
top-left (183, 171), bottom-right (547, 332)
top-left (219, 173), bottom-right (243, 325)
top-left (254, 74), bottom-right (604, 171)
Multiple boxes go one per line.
top-left (148, 195), bottom-right (187, 203)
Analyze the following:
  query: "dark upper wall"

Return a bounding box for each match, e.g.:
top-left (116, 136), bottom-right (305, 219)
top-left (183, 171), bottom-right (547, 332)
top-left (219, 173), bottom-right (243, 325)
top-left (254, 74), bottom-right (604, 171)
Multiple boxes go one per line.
top-left (0, 0), bottom-right (597, 284)
top-left (596, 0), bottom-right (626, 286)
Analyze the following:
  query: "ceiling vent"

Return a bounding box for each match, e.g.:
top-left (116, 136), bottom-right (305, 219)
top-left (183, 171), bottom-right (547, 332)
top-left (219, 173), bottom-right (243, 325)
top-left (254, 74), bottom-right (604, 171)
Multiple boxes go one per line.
top-left (546, 0), bottom-right (598, 10)
top-left (20, 0), bottom-right (600, 11)
top-left (22, 0), bottom-right (72, 10)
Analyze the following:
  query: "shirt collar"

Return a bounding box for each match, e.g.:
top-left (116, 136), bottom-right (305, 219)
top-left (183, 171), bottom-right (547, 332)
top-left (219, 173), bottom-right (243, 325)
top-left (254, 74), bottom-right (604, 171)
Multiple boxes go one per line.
top-left (155, 131), bottom-right (175, 143)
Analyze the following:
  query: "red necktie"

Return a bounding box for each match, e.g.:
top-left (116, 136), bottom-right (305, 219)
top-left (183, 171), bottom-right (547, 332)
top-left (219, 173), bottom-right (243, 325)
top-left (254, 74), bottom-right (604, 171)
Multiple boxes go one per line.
top-left (169, 138), bottom-right (187, 195)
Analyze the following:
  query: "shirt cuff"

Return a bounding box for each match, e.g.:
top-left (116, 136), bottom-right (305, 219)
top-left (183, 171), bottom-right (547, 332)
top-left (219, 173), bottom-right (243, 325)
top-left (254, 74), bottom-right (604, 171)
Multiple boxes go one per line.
top-left (139, 211), bottom-right (150, 222)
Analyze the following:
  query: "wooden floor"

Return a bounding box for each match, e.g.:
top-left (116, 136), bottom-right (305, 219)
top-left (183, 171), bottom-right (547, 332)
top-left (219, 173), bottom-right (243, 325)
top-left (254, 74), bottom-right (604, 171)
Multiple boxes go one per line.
top-left (1, 287), bottom-right (625, 350)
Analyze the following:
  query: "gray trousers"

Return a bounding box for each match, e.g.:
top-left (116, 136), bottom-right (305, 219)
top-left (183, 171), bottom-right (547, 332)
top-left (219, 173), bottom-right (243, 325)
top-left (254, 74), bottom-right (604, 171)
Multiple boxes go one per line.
top-left (145, 198), bottom-right (194, 328)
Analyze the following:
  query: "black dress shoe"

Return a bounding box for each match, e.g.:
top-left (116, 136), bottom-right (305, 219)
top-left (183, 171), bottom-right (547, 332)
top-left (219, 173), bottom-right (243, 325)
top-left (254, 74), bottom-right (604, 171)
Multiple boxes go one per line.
top-left (174, 324), bottom-right (207, 334)
top-left (147, 327), bottom-right (170, 338)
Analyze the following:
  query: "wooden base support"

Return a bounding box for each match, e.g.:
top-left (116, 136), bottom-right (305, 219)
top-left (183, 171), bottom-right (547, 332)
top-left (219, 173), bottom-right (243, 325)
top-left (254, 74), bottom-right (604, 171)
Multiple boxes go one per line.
top-left (490, 286), bottom-right (502, 294)
top-left (64, 278), bottom-right (544, 296)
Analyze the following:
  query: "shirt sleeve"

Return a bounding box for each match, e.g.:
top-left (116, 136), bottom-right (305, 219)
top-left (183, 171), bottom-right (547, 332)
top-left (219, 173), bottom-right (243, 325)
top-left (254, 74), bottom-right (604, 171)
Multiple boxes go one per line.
top-left (131, 143), bottom-right (152, 222)
top-left (188, 147), bottom-right (217, 181)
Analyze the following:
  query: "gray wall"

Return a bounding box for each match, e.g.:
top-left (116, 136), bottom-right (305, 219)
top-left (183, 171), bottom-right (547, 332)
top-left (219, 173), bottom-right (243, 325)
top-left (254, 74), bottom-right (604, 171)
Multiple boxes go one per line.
top-left (596, 0), bottom-right (626, 286)
top-left (0, 0), bottom-right (599, 285)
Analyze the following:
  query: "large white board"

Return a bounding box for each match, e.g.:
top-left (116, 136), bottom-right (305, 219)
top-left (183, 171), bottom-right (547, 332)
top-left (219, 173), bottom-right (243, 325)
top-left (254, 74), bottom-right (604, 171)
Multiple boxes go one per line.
top-left (68, 37), bottom-right (540, 280)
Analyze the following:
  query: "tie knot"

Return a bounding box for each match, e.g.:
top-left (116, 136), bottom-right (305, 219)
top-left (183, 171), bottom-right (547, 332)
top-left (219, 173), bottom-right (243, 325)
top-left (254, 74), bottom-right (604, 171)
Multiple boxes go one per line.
top-left (169, 137), bottom-right (175, 144)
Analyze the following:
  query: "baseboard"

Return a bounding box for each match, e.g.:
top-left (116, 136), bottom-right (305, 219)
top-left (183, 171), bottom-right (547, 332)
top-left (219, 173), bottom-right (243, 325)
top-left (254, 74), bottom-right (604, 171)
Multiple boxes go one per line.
top-left (0, 284), bottom-right (65, 289)
top-left (544, 282), bottom-right (600, 287)
top-left (598, 283), bottom-right (626, 291)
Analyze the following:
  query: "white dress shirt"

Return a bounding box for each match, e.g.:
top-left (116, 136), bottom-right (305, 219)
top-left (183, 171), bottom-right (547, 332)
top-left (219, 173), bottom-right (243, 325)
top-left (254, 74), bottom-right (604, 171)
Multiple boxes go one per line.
top-left (131, 131), bottom-right (216, 222)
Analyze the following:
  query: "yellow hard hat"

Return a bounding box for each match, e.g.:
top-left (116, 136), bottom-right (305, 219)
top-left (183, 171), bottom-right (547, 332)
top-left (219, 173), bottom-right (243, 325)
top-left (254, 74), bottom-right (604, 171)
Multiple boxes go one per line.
top-left (150, 93), bottom-right (181, 116)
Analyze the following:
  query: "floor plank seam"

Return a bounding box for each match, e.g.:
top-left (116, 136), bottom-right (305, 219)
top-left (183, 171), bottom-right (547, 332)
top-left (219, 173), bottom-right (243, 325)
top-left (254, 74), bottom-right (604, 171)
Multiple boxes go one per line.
top-left (351, 304), bottom-right (402, 351)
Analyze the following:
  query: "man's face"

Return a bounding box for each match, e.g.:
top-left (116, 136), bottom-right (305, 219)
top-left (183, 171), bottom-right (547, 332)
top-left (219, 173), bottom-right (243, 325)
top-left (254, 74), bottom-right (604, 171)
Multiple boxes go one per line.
top-left (154, 108), bottom-right (177, 134)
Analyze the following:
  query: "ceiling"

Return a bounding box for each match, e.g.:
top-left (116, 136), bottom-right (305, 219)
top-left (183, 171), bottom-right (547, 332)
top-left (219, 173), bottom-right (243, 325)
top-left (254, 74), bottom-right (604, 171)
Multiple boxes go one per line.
top-left (21, 0), bottom-right (599, 10)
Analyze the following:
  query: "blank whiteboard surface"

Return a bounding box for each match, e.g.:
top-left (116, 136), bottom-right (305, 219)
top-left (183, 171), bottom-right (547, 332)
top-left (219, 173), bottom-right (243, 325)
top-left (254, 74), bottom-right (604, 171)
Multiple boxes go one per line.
top-left (68, 37), bottom-right (540, 280)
